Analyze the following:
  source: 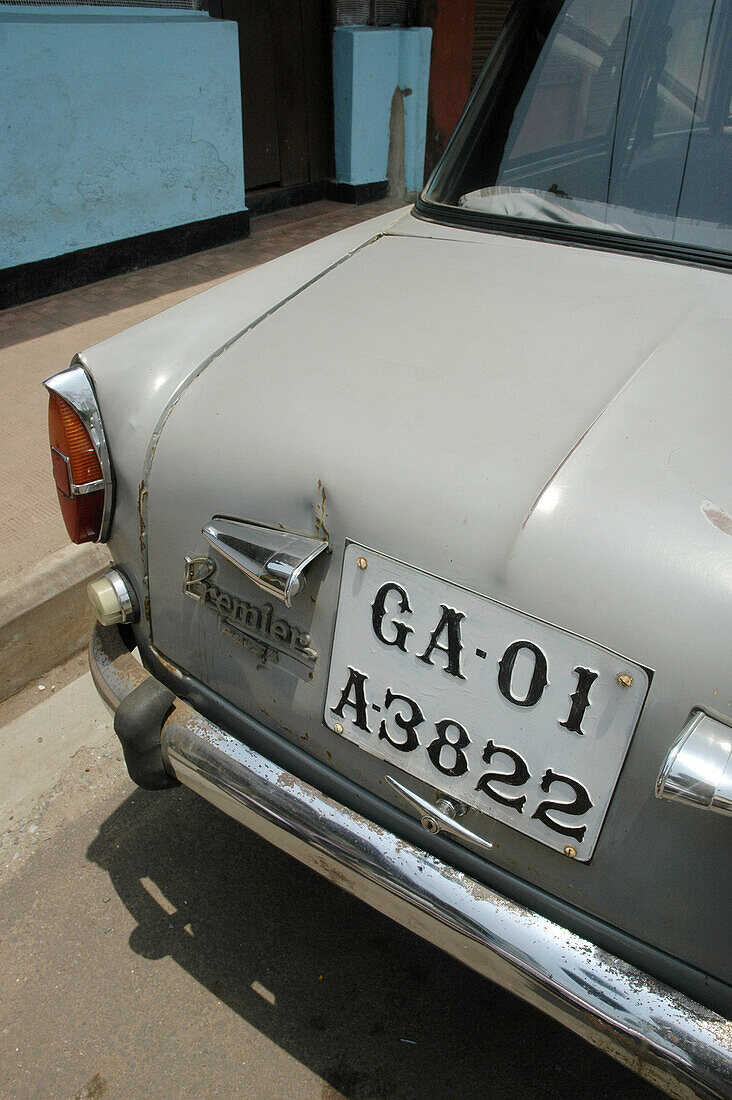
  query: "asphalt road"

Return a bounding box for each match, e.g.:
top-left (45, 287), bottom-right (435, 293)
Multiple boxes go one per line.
top-left (0, 669), bottom-right (664, 1100)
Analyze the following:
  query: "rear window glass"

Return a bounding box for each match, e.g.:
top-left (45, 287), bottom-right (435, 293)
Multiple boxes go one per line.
top-left (424, 0), bottom-right (732, 258)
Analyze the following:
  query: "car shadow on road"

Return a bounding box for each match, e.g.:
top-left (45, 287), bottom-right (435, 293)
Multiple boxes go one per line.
top-left (87, 786), bottom-right (661, 1100)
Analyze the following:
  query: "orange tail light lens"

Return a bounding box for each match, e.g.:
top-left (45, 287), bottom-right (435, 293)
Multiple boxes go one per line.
top-left (47, 385), bottom-right (107, 544)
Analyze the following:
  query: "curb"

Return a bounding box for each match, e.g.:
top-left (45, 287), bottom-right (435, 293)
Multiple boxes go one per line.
top-left (0, 543), bottom-right (110, 702)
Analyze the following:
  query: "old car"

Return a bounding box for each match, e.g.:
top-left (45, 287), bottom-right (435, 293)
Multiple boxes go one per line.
top-left (44, 0), bottom-right (730, 1094)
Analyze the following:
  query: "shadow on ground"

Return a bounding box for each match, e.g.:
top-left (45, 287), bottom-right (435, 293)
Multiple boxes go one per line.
top-left (87, 786), bottom-right (661, 1100)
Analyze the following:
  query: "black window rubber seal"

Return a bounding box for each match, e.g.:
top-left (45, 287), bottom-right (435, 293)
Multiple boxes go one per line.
top-left (413, 197), bottom-right (732, 275)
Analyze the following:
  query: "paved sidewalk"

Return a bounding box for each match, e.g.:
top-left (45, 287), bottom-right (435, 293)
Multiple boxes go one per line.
top-left (0, 197), bottom-right (402, 699)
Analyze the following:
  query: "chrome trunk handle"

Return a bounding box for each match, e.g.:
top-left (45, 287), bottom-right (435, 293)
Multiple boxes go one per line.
top-left (202, 517), bottom-right (329, 607)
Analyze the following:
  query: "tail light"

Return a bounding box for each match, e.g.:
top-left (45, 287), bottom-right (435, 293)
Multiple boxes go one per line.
top-left (44, 364), bottom-right (113, 543)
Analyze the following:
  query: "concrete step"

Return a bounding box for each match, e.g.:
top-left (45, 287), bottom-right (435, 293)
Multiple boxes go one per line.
top-left (0, 543), bottom-right (109, 702)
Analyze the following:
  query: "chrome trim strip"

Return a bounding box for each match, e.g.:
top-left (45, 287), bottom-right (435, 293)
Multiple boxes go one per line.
top-left (657, 709), bottom-right (732, 816)
top-left (44, 363), bottom-right (114, 540)
top-left (104, 567), bottom-right (138, 625)
top-left (51, 444), bottom-right (105, 497)
top-left (90, 622), bottom-right (732, 1100)
top-left (72, 478), bottom-right (106, 497)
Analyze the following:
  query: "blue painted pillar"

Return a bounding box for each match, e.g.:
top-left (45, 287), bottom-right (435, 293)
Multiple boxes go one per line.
top-left (333, 26), bottom-right (432, 193)
top-left (0, 4), bottom-right (245, 270)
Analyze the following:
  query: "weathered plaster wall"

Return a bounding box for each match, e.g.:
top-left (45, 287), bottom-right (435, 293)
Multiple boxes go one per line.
top-left (419, 0), bottom-right (477, 177)
top-left (333, 26), bottom-right (431, 193)
top-left (0, 5), bottom-right (245, 269)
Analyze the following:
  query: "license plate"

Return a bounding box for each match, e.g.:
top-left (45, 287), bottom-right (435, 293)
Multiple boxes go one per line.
top-left (324, 543), bottom-right (651, 861)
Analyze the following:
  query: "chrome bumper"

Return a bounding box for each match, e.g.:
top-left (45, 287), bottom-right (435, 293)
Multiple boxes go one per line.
top-left (90, 623), bottom-right (731, 1100)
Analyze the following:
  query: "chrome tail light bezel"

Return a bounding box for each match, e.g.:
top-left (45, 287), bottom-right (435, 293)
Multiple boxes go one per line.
top-left (44, 360), bottom-right (114, 542)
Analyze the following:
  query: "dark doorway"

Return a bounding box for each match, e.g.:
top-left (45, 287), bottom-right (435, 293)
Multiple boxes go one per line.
top-left (203, 1), bottom-right (334, 193)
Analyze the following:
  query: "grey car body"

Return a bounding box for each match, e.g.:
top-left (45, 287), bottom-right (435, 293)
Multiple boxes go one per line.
top-left (45, 1), bottom-right (731, 1096)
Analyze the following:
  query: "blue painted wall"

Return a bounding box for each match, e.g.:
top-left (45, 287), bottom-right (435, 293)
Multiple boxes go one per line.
top-left (0, 5), bottom-right (245, 269)
top-left (333, 26), bottom-right (431, 193)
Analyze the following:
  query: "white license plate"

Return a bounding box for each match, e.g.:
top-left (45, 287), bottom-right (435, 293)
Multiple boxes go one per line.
top-left (324, 543), bottom-right (652, 860)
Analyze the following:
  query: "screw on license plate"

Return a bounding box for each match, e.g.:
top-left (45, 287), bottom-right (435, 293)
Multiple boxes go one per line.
top-left (357, 556), bottom-right (368, 570)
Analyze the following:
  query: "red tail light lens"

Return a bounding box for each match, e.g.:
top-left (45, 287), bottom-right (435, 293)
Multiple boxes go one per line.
top-left (48, 391), bottom-right (105, 543)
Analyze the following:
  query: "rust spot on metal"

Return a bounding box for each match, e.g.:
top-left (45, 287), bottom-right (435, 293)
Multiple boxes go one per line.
top-left (274, 772), bottom-right (303, 791)
top-left (154, 649), bottom-right (178, 676)
top-left (702, 501), bottom-right (732, 537)
top-left (137, 481), bottom-right (152, 627)
top-left (314, 479), bottom-right (330, 542)
top-left (137, 480), bottom-right (147, 558)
